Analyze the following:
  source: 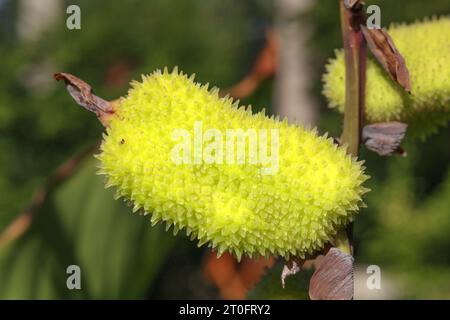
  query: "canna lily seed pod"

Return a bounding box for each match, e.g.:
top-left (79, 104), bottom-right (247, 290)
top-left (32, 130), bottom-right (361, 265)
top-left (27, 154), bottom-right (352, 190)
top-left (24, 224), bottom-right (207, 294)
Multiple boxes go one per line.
top-left (323, 17), bottom-right (450, 139)
top-left (59, 68), bottom-right (369, 260)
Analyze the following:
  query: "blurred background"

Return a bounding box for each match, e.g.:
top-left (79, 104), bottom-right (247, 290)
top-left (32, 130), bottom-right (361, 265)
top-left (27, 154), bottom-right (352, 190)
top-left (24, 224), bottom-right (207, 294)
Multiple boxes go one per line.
top-left (0, 0), bottom-right (449, 299)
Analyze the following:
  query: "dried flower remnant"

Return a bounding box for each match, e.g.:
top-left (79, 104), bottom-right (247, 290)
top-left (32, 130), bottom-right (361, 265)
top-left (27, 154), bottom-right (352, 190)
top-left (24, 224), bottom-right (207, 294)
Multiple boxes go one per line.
top-left (309, 248), bottom-right (354, 300)
top-left (361, 26), bottom-right (411, 92)
top-left (362, 122), bottom-right (407, 156)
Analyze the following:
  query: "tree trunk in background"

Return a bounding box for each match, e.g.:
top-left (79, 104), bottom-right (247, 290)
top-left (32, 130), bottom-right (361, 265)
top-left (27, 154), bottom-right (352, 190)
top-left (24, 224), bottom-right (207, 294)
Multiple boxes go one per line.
top-left (273, 0), bottom-right (317, 127)
top-left (17, 0), bottom-right (62, 42)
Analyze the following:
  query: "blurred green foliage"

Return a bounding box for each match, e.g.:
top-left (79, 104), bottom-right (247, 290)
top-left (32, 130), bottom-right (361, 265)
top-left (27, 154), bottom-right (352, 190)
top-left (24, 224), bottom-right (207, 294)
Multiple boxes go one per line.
top-left (359, 145), bottom-right (450, 298)
top-left (0, 158), bottom-right (175, 299)
top-left (0, 0), bottom-right (449, 299)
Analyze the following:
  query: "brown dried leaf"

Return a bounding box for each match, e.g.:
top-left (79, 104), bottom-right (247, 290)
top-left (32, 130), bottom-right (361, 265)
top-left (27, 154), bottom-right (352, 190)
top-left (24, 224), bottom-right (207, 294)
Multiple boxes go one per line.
top-left (360, 25), bottom-right (411, 92)
top-left (54, 72), bottom-right (115, 125)
top-left (309, 248), bottom-right (354, 300)
top-left (363, 122), bottom-right (408, 156)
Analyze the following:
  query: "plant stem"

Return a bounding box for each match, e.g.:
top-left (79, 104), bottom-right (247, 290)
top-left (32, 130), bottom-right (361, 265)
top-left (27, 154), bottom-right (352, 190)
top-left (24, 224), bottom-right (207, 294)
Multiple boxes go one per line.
top-left (340, 0), bottom-right (366, 157)
top-left (337, 0), bottom-right (367, 297)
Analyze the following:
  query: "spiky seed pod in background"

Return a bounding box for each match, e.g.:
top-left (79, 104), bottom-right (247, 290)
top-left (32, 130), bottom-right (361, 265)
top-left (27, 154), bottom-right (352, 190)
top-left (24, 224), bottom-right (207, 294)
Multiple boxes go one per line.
top-left (96, 68), bottom-right (369, 260)
top-left (323, 17), bottom-right (450, 140)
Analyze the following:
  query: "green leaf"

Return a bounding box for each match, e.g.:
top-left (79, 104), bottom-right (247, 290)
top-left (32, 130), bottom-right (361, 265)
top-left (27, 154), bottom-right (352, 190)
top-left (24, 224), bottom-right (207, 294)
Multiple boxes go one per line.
top-left (0, 158), bottom-right (175, 299)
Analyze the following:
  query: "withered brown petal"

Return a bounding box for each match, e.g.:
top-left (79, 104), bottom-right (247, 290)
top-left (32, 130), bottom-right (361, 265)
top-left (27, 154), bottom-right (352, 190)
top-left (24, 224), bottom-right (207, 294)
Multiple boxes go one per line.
top-left (362, 122), bottom-right (408, 156)
top-left (54, 72), bottom-right (114, 117)
top-left (360, 25), bottom-right (411, 92)
top-left (309, 248), bottom-right (354, 300)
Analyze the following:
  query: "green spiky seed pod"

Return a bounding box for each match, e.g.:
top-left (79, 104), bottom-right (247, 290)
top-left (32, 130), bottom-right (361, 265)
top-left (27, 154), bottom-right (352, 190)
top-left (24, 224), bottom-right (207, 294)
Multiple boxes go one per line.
top-left (97, 68), bottom-right (368, 260)
top-left (323, 17), bottom-right (450, 139)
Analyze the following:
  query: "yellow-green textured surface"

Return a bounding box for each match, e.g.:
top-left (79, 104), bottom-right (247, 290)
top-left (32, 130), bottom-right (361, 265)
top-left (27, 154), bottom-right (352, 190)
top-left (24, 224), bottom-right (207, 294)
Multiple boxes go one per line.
top-left (323, 17), bottom-right (450, 139)
top-left (98, 69), bottom-right (369, 259)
